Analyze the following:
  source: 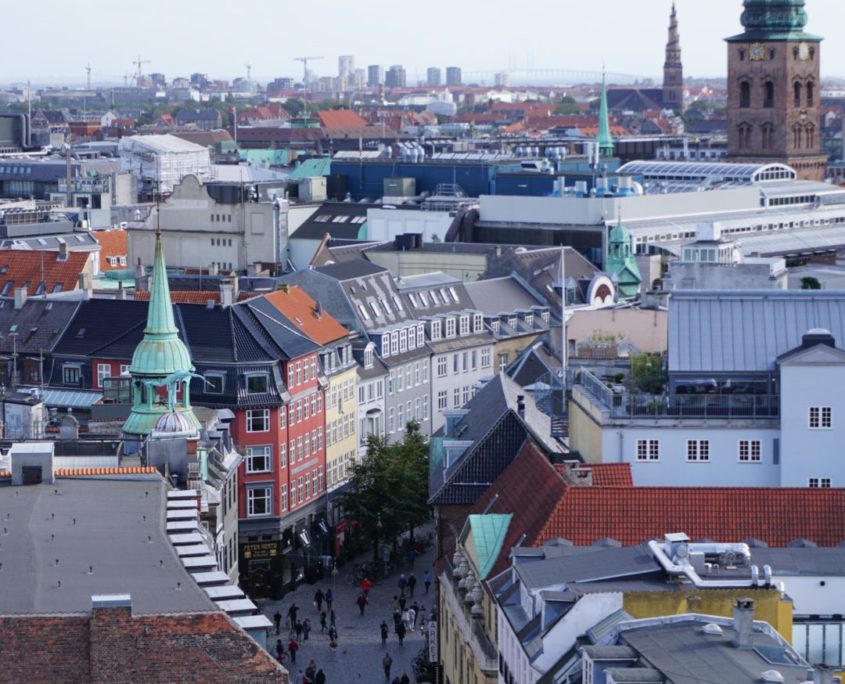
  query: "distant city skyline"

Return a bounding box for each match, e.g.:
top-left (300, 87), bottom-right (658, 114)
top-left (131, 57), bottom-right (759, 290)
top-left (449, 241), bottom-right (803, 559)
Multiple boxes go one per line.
top-left (2, 0), bottom-right (844, 85)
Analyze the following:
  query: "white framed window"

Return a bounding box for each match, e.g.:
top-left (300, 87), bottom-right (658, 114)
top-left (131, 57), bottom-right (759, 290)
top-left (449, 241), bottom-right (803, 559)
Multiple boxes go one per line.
top-left (408, 328), bottom-right (416, 351)
top-left (686, 439), bottom-right (710, 462)
top-left (120, 364), bottom-right (131, 376)
top-left (387, 372), bottom-right (394, 395)
top-left (397, 403), bottom-right (404, 428)
top-left (481, 348), bottom-right (492, 369)
top-left (422, 394), bottom-right (428, 421)
top-left (422, 359), bottom-right (429, 383)
top-left (417, 325), bottom-right (424, 347)
top-left (473, 313), bottom-right (483, 333)
top-left (809, 406), bottom-right (832, 429)
top-left (280, 408), bottom-right (287, 429)
top-left (498, 353), bottom-right (508, 372)
top-left (391, 331), bottom-right (399, 356)
top-left (246, 409), bottom-right (269, 432)
top-left (297, 436), bottom-right (304, 460)
top-left (437, 357), bottom-right (447, 377)
top-left (97, 363), bottom-right (111, 388)
top-left (288, 365), bottom-right (295, 387)
top-left (247, 487), bottom-right (272, 517)
top-left (296, 401), bottom-right (302, 423)
top-left (414, 362), bottom-right (421, 385)
top-left (289, 404), bottom-right (296, 425)
top-left (738, 440), bottom-right (761, 462)
top-left (430, 320), bottom-right (441, 341)
top-left (437, 391), bottom-right (447, 410)
top-left (445, 318), bottom-right (456, 338)
top-left (400, 328), bottom-right (408, 353)
top-left (636, 439), bottom-right (659, 461)
top-left (388, 407), bottom-right (395, 433)
top-left (289, 439), bottom-right (296, 463)
top-left (62, 364), bottom-right (81, 385)
top-left (245, 446), bottom-right (272, 473)
top-left (280, 485), bottom-right (288, 512)
top-left (381, 334), bottom-right (390, 358)
top-left (298, 476), bottom-right (304, 503)
top-left (246, 373), bottom-right (268, 394)
top-left (809, 477), bottom-right (832, 488)
top-left (459, 316), bottom-right (469, 336)
top-left (280, 443), bottom-right (287, 467)
top-left (295, 362), bottom-right (302, 385)
top-left (453, 387), bottom-right (461, 408)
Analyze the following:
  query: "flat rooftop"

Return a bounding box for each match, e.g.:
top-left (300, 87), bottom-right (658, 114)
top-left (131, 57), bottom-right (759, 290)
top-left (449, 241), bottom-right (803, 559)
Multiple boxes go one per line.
top-left (0, 477), bottom-right (217, 615)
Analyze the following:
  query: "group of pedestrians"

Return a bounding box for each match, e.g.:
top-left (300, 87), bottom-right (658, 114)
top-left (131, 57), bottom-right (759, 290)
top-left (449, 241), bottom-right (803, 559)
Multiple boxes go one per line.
top-left (271, 593), bottom-right (336, 683)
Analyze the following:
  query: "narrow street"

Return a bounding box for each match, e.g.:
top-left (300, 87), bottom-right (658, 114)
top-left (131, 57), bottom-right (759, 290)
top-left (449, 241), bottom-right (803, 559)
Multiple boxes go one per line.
top-left (260, 535), bottom-right (435, 683)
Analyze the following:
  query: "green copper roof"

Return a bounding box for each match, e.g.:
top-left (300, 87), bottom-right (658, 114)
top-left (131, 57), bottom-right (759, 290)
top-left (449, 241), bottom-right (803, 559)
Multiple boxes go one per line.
top-left (606, 220), bottom-right (642, 299)
top-left (727, 0), bottom-right (822, 41)
top-left (465, 514), bottom-right (512, 580)
top-left (597, 73), bottom-right (614, 158)
top-left (124, 231), bottom-right (199, 437)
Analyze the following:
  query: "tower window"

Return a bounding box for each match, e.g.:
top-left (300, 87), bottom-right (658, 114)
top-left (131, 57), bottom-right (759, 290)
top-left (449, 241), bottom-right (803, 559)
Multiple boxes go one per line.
top-left (764, 81), bottom-right (774, 108)
top-left (738, 124), bottom-right (752, 150)
top-left (806, 123), bottom-right (815, 149)
top-left (806, 82), bottom-right (814, 107)
top-left (739, 49), bottom-right (746, 61)
top-left (793, 124), bottom-right (802, 150)
top-left (794, 82), bottom-right (802, 108)
top-left (740, 81), bottom-right (751, 108)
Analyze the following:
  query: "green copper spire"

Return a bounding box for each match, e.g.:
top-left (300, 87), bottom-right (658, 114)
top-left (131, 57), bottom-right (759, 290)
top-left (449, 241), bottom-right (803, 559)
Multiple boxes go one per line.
top-left (606, 218), bottom-right (642, 299)
top-left (597, 71), bottom-right (614, 158)
top-left (123, 231), bottom-right (200, 437)
top-left (728, 0), bottom-right (821, 42)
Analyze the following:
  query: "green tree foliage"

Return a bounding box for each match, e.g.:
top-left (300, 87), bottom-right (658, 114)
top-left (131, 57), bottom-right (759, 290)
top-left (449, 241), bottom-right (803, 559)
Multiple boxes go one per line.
top-left (630, 353), bottom-right (666, 394)
top-left (282, 98), bottom-right (306, 117)
top-left (555, 95), bottom-right (580, 115)
top-left (801, 276), bottom-right (821, 290)
top-left (338, 421), bottom-right (430, 560)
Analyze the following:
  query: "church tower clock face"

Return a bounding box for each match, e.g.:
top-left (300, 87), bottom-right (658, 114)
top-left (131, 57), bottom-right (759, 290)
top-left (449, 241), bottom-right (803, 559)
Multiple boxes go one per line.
top-left (749, 43), bottom-right (766, 60)
top-left (799, 42), bottom-right (810, 60)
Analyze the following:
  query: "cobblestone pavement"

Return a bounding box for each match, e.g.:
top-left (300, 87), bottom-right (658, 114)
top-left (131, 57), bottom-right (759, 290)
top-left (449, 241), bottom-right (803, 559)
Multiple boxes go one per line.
top-left (259, 533), bottom-right (435, 683)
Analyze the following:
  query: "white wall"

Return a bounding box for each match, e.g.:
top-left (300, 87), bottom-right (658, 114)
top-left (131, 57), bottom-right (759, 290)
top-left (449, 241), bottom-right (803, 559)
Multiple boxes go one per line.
top-left (602, 424), bottom-right (781, 487)
top-left (778, 576), bottom-right (845, 616)
top-left (366, 208), bottom-right (455, 243)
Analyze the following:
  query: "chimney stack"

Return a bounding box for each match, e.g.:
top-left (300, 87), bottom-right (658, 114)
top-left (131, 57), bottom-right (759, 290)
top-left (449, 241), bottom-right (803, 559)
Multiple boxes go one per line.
top-left (14, 286), bottom-right (27, 310)
top-left (516, 395), bottom-right (526, 420)
top-left (732, 598), bottom-right (755, 649)
top-left (220, 283), bottom-right (234, 308)
top-left (58, 241), bottom-right (68, 261)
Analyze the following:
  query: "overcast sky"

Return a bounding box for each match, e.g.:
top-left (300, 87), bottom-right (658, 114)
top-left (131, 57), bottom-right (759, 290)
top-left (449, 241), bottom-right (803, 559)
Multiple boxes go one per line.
top-left (3, 0), bottom-right (843, 85)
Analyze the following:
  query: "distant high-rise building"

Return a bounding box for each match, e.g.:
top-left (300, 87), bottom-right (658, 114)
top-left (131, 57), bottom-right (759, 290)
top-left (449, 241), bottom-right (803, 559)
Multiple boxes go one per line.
top-left (367, 64), bottom-right (384, 88)
top-left (446, 66), bottom-right (462, 86)
top-left (189, 73), bottom-right (209, 89)
top-left (268, 77), bottom-right (295, 91)
top-left (726, 0), bottom-right (825, 180)
top-left (150, 73), bottom-right (167, 89)
top-left (662, 3), bottom-right (684, 112)
top-left (338, 55), bottom-right (354, 89)
top-left (385, 65), bottom-right (406, 89)
top-left (494, 72), bottom-right (509, 88)
top-left (351, 69), bottom-right (366, 89)
top-left (427, 67), bottom-right (442, 87)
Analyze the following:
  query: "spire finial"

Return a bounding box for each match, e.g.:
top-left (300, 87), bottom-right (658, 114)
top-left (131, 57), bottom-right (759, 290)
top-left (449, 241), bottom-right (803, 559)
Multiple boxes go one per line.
top-left (596, 67), bottom-right (614, 158)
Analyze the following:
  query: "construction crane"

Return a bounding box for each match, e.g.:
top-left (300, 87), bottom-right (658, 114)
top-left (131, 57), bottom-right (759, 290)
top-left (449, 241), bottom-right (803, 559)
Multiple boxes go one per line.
top-left (132, 55), bottom-right (150, 80)
top-left (294, 56), bottom-right (323, 86)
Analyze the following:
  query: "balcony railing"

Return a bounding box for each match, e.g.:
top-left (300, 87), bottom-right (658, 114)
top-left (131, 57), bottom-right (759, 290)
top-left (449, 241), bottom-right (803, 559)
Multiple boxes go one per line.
top-left (576, 370), bottom-right (779, 419)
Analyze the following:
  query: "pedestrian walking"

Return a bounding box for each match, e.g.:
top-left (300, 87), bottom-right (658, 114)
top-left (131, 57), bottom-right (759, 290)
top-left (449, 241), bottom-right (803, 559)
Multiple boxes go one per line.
top-left (319, 611), bottom-right (327, 633)
top-left (398, 594), bottom-right (407, 611)
top-left (295, 620), bottom-right (304, 640)
top-left (315, 670), bottom-right (326, 684)
top-left (288, 637), bottom-right (299, 664)
top-left (288, 603), bottom-right (299, 631)
top-left (302, 617), bottom-right (311, 641)
top-left (407, 606), bottom-right (416, 630)
top-left (328, 625), bottom-right (338, 643)
top-left (401, 608), bottom-right (410, 630)
top-left (382, 652), bottom-right (393, 680)
top-left (360, 576), bottom-right (372, 596)
top-left (380, 620), bottom-right (389, 647)
top-left (325, 588), bottom-right (333, 612)
top-left (305, 659), bottom-right (317, 682)
top-left (396, 621), bottom-right (406, 646)
top-left (356, 592), bottom-right (368, 616)
top-left (423, 570), bottom-right (431, 594)
top-left (392, 607), bottom-right (401, 628)
top-left (392, 595), bottom-right (400, 612)
top-left (273, 610), bottom-right (282, 634)
top-left (400, 674), bottom-right (410, 684)
top-left (329, 608), bottom-right (336, 629)
top-left (314, 588), bottom-right (325, 612)
top-left (407, 546), bottom-right (417, 567)
top-left (416, 606), bottom-right (426, 631)
top-left (275, 639), bottom-right (284, 662)
top-left (398, 573), bottom-right (407, 596)
top-left (407, 573), bottom-right (417, 596)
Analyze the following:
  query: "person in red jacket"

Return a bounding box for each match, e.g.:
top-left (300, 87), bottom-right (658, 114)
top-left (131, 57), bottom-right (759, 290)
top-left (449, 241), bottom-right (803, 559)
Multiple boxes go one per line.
top-left (288, 636), bottom-right (299, 664)
top-left (360, 576), bottom-right (372, 596)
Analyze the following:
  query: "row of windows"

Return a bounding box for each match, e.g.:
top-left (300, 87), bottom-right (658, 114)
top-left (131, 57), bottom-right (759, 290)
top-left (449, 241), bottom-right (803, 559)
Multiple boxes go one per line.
top-left (106, 256), bottom-right (128, 267)
top-left (633, 216), bottom-right (845, 247)
top-left (356, 294), bottom-right (405, 322)
top-left (435, 349), bottom-right (492, 378)
top-left (285, 393), bottom-right (323, 428)
top-left (328, 450), bottom-right (356, 488)
top-left (738, 80), bottom-right (814, 109)
top-left (327, 413), bottom-right (355, 447)
top-left (636, 439), bottom-right (763, 463)
top-left (210, 214), bottom-right (232, 224)
top-left (245, 468), bottom-right (324, 517)
top-left (379, 324), bottom-right (425, 357)
top-left (387, 360), bottom-right (429, 394)
top-left (387, 396), bottom-right (429, 433)
top-left (211, 237), bottom-right (233, 246)
top-left (358, 379), bottom-right (384, 404)
top-left (287, 357), bottom-right (319, 388)
top-left (96, 363), bottom-right (131, 387)
top-left (328, 376), bottom-right (355, 409)
top-left (245, 430), bottom-right (325, 473)
top-left (428, 313), bottom-right (484, 341)
top-left (809, 406), bottom-right (832, 429)
top-left (409, 286), bottom-right (461, 310)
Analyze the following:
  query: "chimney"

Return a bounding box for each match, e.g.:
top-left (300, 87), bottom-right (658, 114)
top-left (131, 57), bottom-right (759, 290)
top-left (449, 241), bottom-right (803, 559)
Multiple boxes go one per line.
top-left (208, 263), bottom-right (219, 277)
top-left (78, 272), bottom-right (93, 299)
top-left (134, 258), bottom-right (148, 293)
top-left (732, 598), bottom-right (755, 648)
top-left (117, 281), bottom-right (127, 300)
top-left (58, 242), bottom-right (68, 261)
top-left (220, 283), bottom-right (234, 308)
top-left (13, 287), bottom-right (27, 310)
top-left (516, 395), bottom-right (526, 420)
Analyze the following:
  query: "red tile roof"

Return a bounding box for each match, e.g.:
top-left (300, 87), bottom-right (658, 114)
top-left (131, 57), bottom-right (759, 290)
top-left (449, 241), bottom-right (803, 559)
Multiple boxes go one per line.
top-left (92, 229), bottom-right (127, 272)
top-left (136, 290), bottom-right (221, 304)
top-left (263, 285), bottom-right (349, 345)
top-left (55, 467), bottom-right (158, 476)
top-left (543, 487), bottom-right (845, 547)
top-left (576, 463), bottom-right (634, 487)
top-left (0, 610), bottom-right (286, 682)
top-left (0, 250), bottom-right (89, 295)
top-left (317, 109), bottom-right (368, 129)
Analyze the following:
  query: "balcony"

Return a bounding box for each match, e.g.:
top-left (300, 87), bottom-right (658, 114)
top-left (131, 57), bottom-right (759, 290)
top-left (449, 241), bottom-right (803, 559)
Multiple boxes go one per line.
top-left (576, 369), bottom-right (779, 420)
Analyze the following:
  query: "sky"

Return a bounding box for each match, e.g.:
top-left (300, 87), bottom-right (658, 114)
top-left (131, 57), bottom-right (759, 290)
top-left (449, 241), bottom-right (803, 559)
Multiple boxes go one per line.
top-left (2, 0), bottom-right (844, 85)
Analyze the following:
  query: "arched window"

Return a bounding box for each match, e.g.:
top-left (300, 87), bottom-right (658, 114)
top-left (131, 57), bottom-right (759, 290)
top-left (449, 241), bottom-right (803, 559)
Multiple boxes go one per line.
top-left (738, 124), bottom-right (752, 149)
top-left (764, 81), bottom-right (774, 108)
top-left (806, 81), bottom-right (814, 107)
top-left (806, 123), bottom-right (815, 149)
top-left (740, 81), bottom-right (751, 108)
top-left (761, 124), bottom-right (773, 150)
top-left (793, 124), bottom-right (802, 150)
top-left (794, 82), bottom-right (802, 108)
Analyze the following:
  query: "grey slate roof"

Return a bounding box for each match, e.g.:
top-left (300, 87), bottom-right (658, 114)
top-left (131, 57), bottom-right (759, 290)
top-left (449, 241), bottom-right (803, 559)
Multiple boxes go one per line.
top-left (749, 547), bottom-right (845, 576)
top-left (668, 290), bottom-right (845, 373)
top-left (0, 299), bottom-right (79, 354)
top-left (0, 477), bottom-right (216, 615)
top-left (465, 276), bottom-right (545, 315)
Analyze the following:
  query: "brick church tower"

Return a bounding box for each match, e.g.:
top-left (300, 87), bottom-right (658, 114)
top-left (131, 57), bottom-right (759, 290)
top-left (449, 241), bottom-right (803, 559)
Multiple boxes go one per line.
top-left (662, 3), bottom-right (684, 112)
top-left (726, 0), bottom-right (826, 180)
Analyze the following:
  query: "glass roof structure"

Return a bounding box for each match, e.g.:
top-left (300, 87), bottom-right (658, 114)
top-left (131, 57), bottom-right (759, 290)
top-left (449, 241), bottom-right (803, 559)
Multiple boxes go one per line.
top-left (617, 161), bottom-right (796, 185)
